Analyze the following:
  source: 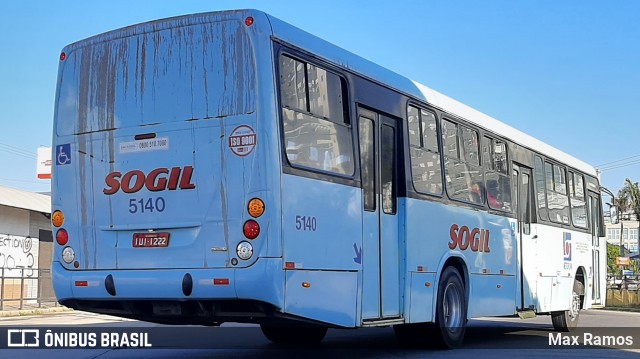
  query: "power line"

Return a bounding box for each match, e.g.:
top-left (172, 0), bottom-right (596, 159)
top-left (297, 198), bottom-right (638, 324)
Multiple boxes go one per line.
top-left (0, 142), bottom-right (37, 159)
top-left (596, 153), bottom-right (640, 167)
top-left (598, 158), bottom-right (640, 172)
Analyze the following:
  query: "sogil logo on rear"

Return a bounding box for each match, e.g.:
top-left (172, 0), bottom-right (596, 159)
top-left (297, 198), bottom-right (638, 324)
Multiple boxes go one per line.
top-left (103, 166), bottom-right (196, 195)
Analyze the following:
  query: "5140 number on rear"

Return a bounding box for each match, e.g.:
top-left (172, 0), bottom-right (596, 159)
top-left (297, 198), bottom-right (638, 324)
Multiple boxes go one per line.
top-left (129, 197), bottom-right (166, 214)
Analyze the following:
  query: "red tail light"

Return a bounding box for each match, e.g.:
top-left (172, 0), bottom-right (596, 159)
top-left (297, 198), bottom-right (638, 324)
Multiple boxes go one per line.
top-left (243, 220), bottom-right (260, 239)
top-left (56, 229), bottom-right (69, 245)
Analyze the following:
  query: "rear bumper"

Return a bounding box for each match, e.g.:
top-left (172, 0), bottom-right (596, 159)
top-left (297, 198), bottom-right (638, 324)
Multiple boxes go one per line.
top-left (52, 258), bottom-right (285, 322)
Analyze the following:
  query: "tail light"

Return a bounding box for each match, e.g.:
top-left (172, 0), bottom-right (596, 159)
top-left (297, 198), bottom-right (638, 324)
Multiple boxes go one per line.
top-left (243, 220), bottom-right (260, 239)
top-left (52, 210), bottom-right (65, 227)
top-left (247, 198), bottom-right (265, 218)
top-left (62, 247), bottom-right (75, 264)
top-left (236, 241), bottom-right (253, 260)
top-left (56, 229), bottom-right (69, 246)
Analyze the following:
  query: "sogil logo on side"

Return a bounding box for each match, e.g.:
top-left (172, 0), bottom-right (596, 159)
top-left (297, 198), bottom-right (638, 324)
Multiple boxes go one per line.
top-left (448, 224), bottom-right (491, 252)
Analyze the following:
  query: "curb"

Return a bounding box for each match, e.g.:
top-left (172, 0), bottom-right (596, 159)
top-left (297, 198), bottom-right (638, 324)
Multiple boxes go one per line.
top-left (601, 306), bottom-right (640, 313)
top-left (0, 306), bottom-right (73, 318)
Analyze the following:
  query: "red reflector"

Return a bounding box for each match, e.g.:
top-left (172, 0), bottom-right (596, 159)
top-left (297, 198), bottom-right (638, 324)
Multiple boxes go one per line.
top-left (213, 278), bottom-right (229, 285)
top-left (285, 262), bottom-right (295, 269)
top-left (75, 281), bottom-right (88, 287)
top-left (56, 229), bottom-right (69, 246)
top-left (245, 16), bottom-right (254, 26)
top-left (243, 220), bottom-right (260, 239)
top-left (417, 266), bottom-right (424, 272)
top-left (60, 52), bottom-right (66, 61)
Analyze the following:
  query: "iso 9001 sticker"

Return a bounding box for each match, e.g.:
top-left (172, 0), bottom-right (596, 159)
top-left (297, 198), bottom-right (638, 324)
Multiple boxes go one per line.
top-left (228, 125), bottom-right (257, 156)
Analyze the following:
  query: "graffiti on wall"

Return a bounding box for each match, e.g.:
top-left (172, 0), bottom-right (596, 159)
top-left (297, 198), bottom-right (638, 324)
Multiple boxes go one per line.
top-left (0, 234), bottom-right (38, 276)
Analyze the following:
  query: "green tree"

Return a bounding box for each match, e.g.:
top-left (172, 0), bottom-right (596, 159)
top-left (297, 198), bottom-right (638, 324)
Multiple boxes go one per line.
top-left (613, 188), bottom-right (630, 221)
top-left (607, 243), bottom-right (622, 275)
top-left (630, 259), bottom-right (640, 275)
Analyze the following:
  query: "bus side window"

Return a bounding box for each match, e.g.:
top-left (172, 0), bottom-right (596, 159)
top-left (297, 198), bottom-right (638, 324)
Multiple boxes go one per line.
top-left (569, 171), bottom-right (588, 229)
top-left (545, 162), bottom-right (570, 225)
top-left (443, 121), bottom-right (483, 204)
top-left (408, 106), bottom-right (442, 195)
top-left (534, 156), bottom-right (549, 221)
top-left (279, 55), bottom-right (354, 176)
top-left (483, 136), bottom-right (511, 211)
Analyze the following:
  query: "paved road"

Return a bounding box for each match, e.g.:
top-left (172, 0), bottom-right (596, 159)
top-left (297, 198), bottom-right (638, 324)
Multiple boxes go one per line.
top-left (1, 309), bottom-right (639, 358)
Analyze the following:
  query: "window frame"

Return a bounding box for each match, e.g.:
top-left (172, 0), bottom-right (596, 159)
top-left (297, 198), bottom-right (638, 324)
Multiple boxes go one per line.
top-left (482, 135), bottom-right (512, 212)
top-left (568, 170), bottom-right (588, 229)
top-left (442, 118), bottom-right (484, 205)
top-left (277, 51), bottom-right (357, 181)
top-left (544, 160), bottom-right (571, 225)
top-left (407, 104), bottom-right (443, 196)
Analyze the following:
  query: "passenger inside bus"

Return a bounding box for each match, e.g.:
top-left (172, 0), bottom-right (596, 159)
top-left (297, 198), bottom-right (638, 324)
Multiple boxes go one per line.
top-left (486, 179), bottom-right (502, 208)
top-left (470, 181), bottom-right (501, 208)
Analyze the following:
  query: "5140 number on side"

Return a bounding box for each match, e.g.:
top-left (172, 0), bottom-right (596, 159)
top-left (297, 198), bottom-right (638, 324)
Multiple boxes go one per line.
top-left (295, 215), bottom-right (317, 231)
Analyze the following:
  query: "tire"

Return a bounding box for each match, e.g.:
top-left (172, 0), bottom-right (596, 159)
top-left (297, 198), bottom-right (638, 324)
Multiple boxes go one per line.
top-left (260, 324), bottom-right (328, 344)
top-left (433, 266), bottom-right (467, 349)
top-left (551, 280), bottom-right (582, 332)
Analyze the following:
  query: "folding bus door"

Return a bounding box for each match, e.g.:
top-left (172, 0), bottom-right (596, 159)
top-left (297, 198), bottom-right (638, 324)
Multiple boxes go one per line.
top-left (358, 107), bottom-right (401, 321)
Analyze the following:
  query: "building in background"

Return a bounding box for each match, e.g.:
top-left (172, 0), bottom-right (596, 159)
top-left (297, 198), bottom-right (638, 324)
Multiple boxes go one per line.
top-left (604, 210), bottom-right (639, 256)
top-left (0, 184), bottom-right (53, 309)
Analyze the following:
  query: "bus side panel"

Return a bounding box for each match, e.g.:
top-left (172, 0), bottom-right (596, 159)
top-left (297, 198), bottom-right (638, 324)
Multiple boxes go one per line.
top-left (281, 174), bottom-right (362, 271)
top-left (404, 198), bottom-right (518, 320)
top-left (405, 200), bottom-right (517, 274)
top-left (526, 225), bottom-right (591, 312)
top-left (407, 272), bottom-right (435, 323)
top-left (284, 270), bottom-right (358, 327)
top-left (235, 258), bottom-right (285, 309)
top-left (468, 274), bottom-right (517, 317)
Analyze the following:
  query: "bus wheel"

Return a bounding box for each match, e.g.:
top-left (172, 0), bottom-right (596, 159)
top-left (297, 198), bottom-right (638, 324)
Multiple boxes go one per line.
top-left (551, 281), bottom-right (582, 332)
top-left (260, 324), bottom-right (327, 344)
top-left (433, 266), bottom-right (467, 349)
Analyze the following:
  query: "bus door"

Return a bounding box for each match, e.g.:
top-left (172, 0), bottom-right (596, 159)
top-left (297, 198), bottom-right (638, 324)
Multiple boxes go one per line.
top-left (588, 193), bottom-right (603, 305)
top-left (513, 163), bottom-right (537, 310)
top-left (358, 107), bottom-right (400, 321)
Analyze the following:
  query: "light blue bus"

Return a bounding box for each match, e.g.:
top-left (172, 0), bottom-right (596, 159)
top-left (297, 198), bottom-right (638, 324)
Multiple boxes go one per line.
top-left (51, 9), bottom-right (607, 348)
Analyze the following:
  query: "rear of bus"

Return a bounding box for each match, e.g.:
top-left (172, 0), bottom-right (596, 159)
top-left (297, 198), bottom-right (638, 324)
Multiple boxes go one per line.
top-left (51, 10), bottom-right (284, 324)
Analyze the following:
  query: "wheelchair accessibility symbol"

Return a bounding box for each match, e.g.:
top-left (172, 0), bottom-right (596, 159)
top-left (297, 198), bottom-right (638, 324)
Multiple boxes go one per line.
top-left (56, 144), bottom-right (71, 165)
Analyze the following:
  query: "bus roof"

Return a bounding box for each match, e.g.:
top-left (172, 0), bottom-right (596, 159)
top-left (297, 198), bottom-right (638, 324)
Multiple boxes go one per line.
top-left (58, 9), bottom-right (597, 178)
top-left (265, 11), bottom-right (597, 178)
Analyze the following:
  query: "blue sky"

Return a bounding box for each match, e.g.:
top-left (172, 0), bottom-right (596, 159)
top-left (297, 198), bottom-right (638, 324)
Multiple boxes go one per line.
top-left (1, 1), bottom-right (638, 197)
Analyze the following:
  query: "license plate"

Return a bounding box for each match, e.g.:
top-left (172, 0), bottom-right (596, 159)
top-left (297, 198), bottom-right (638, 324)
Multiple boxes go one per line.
top-left (132, 232), bottom-right (170, 248)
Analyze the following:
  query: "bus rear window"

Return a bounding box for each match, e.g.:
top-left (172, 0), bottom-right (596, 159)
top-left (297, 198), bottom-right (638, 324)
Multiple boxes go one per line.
top-left (55, 20), bottom-right (256, 135)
